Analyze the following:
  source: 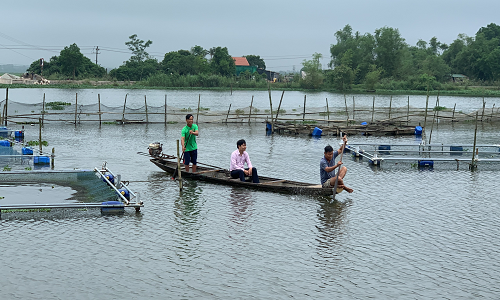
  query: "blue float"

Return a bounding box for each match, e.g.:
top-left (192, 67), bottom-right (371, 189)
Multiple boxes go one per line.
top-left (450, 146), bottom-right (463, 156)
top-left (103, 173), bottom-right (115, 185)
top-left (0, 140), bottom-right (12, 147)
top-left (0, 127), bottom-right (8, 138)
top-left (378, 145), bottom-right (391, 155)
top-left (361, 122), bottom-right (368, 125)
top-left (101, 201), bottom-right (125, 214)
top-left (266, 123), bottom-right (272, 131)
top-left (312, 127), bottom-right (322, 136)
top-left (117, 189), bottom-right (130, 200)
top-left (34, 156), bottom-right (50, 164)
top-left (418, 160), bottom-right (434, 167)
top-left (415, 126), bottom-right (423, 135)
top-left (22, 147), bottom-right (33, 155)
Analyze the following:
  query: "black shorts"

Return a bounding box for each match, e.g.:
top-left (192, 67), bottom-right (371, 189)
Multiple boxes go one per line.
top-left (183, 149), bottom-right (197, 165)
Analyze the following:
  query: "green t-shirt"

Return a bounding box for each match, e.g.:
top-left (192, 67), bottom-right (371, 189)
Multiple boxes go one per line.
top-left (181, 124), bottom-right (198, 151)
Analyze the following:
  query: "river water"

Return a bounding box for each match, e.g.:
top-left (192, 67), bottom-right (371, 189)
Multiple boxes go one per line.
top-left (1, 88), bottom-right (499, 299)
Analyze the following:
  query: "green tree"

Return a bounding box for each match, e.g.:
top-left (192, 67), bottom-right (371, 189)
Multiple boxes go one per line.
top-left (59, 43), bottom-right (85, 79)
top-left (300, 53), bottom-right (324, 89)
top-left (191, 45), bottom-right (208, 58)
top-left (244, 55), bottom-right (266, 69)
top-left (162, 49), bottom-right (209, 75)
top-left (125, 34), bottom-right (152, 63)
top-left (374, 27), bottom-right (407, 79)
top-left (364, 65), bottom-right (381, 90)
top-left (210, 47), bottom-right (235, 76)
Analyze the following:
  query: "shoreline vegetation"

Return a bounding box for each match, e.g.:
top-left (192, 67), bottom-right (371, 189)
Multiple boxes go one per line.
top-left (2, 80), bottom-right (500, 97)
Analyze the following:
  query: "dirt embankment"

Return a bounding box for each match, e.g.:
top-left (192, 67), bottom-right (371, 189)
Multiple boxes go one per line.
top-left (48, 80), bottom-right (137, 86)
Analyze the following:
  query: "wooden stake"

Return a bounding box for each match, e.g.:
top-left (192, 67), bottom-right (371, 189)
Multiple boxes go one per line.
top-left (344, 94), bottom-right (349, 127)
top-left (176, 139), bottom-right (183, 191)
top-left (371, 96), bottom-right (375, 123)
top-left (39, 117), bottom-right (42, 154)
top-left (471, 111), bottom-right (478, 170)
top-left (352, 96), bottom-right (355, 121)
top-left (51, 147), bottom-right (55, 170)
top-left (144, 95), bottom-right (148, 123)
top-left (326, 98), bottom-right (330, 121)
top-left (226, 104), bottom-right (231, 124)
top-left (122, 93), bottom-right (128, 123)
top-left (196, 94), bottom-right (201, 124)
top-left (389, 95), bottom-right (392, 119)
top-left (268, 84), bottom-right (273, 131)
top-left (275, 91), bottom-right (285, 123)
top-left (42, 93), bottom-right (45, 127)
top-left (407, 95), bottom-right (409, 123)
top-left (164, 95), bottom-right (167, 125)
top-left (4, 88), bottom-right (8, 126)
top-left (452, 103), bottom-right (456, 120)
top-left (98, 94), bottom-right (101, 126)
top-left (303, 95), bottom-right (306, 122)
top-left (481, 97), bottom-right (485, 121)
top-left (74, 93), bottom-right (78, 127)
top-left (248, 95), bottom-right (254, 124)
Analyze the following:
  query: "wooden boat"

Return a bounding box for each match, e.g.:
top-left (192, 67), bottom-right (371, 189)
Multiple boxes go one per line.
top-left (148, 155), bottom-right (339, 196)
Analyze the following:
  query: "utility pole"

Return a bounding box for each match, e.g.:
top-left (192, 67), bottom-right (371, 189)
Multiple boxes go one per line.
top-left (93, 46), bottom-right (100, 65)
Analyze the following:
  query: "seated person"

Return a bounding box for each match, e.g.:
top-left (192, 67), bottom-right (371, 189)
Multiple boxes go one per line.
top-left (320, 134), bottom-right (353, 193)
top-left (230, 139), bottom-right (259, 183)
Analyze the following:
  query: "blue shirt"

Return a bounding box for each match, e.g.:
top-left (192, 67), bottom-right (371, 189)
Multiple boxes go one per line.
top-left (320, 151), bottom-right (339, 184)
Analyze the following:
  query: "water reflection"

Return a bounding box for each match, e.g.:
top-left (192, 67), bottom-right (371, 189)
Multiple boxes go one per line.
top-left (315, 198), bottom-right (351, 258)
top-left (228, 187), bottom-right (253, 228)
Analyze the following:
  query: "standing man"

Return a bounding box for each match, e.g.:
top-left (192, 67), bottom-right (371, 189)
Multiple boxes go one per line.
top-left (230, 139), bottom-right (259, 183)
top-left (181, 114), bottom-right (199, 173)
top-left (320, 134), bottom-right (353, 193)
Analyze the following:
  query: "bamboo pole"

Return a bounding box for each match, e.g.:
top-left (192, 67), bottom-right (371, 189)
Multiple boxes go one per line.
top-left (164, 95), bottom-right (167, 125)
top-left (429, 97), bottom-right (438, 144)
top-left (371, 96), bottom-right (375, 123)
top-left (4, 88), bottom-right (8, 126)
top-left (303, 95), bottom-right (306, 122)
top-left (326, 98), bottom-right (330, 121)
top-left (74, 93), bottom-right (78, 126)
top-left (407, 96), bottom-right (409, 123)
top-left (275, 91), bottom-right (285, 123)
top-left (122, 93), bottom-right (128, 123)
top-left (389, 95), bottom-right (392, 119)
top-left (344, 94), bottom-right (349, 127)
top-left (452, 103), bottom-right (456, 120)
top-left (144, 95), bottom-right (148, 123)
top-left (352, 96), bottom-right (355, 121)
top-left (42, 93), bottom-right (45, 127)
top-left (423, 92), bottom-right (429, 141)
top-left (248, 95), bottom-right (254, 124)
top-left (176, 139), bottom-right (183, 191)
top-left (268, 85), bottom-right (273, 131)
top-left (481, 97), bottom-right (485, 121)
top-left (471, 112), bottom-right (478, 170)
top-left (51, 148), bottom-right (55, 170)
top-left (226, 104), bottom-right (231, 124)
top-left (98, 94), bottom-right (101, 126)
top-left (39, 117), bottom-right (42, 154)
top-left (196, 94), bottom-right (201, 124)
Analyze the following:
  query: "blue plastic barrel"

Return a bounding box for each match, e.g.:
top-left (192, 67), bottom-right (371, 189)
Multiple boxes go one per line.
top-left (266, 123), bottom-right (272, 131)
top-left (22, 147), bottom-right (33, 155)
top-left (0, 140), bottom-right (11, 147)
top-left (418, 160), bottom-right (434, 167)
top-left (361, 122), bottom-right (368, 125)
top-left (117, 189), bottom-right (130, 200)
top-left (378, 145), bottom-right (391, 155)
top-left (103, 173), bottom-right (115, 185)
top-left (0, 127), bottom-right (8, 138)
top-left (450, 146), bottom-right (463, 156)
top-left (415, 126), bottom-right (423, 135)
top-left (312, 127), bottom-right (322, 136)
top-left (34, 156), bottom-right (50, 164)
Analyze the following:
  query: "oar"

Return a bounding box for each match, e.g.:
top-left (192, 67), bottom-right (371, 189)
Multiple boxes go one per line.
top-left (172, 133), bottom-right (191, 180)
top-left (332, 135), bottom-right (346, 201)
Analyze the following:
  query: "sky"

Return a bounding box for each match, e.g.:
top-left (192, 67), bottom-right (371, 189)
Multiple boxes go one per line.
top-left (1, 0), bottom-right (499, 73)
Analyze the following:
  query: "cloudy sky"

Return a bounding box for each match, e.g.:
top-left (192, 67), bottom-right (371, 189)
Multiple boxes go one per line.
top-left (1, 0), bottom-right (499, 72)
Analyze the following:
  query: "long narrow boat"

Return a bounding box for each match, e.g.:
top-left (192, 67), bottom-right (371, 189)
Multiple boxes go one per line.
top-left (147, 154), bottom-right (339, 196)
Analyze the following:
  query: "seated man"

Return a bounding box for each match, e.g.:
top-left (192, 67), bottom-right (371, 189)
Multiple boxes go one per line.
top-left (320, 135), bottom-right (353, 193)
top-left (230, 139), bottom-right (260, 183)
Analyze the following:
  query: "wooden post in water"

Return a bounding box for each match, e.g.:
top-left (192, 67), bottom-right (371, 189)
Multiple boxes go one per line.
top-left (352, 96), bottom-right (355, 121)
top-left (196, 94), bottom-right (201, 124)
top-left (42, 93), bottom-right (45, 127)
top-left (39, 117), bottom-right (42, 154)
top-left (51, 147), bottom-right (55, 170)
top-left (98, 94), bottom-right (101, 127)
top-left (371, 96), bottom-right (375, 123)
top-left (471, 112), bottom-right (479, 170)
top-left (481, 97), bottom-right (485, 121)
top-left (226, 104), bottom-right (231, 124)
top-left (74, 93), bottom-right (78, 127)
top-left (452, 103), bottom-right (456, 120)
top-left (326, 98), bottom-right (330, 121)
top-left (407, 96), bottom-right (410, 123)
top-left (122, 93), bottom-right (128, 123)
top-left (344, 95), bottom-right (349, 127)
top-left (423, 93), bottom-right (430, 141)
top-left (429, 97), bottom-right (439, 144)
top-left (302, 95), bottom-right (306, 122)
top-left (275, 91), bottom-right (285, 123)
top-left (4, 88), bottom-right (8, 126)
top-left (144, 95), bottom-right (149, 123)
top-left (268, 85), bottom-right (273, 131)
top-left (492, 104), bottom-right (496, 121)
top-left (388, 95), bottom-right (392, 119)
top-left (164, 95), bottom-right (167, 125)
top-left (248, 96), bottom-right (254, 124)
top-left (176, 139), bottom-right (183, 191)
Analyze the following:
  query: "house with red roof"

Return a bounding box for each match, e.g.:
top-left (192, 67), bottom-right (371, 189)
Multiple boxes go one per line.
top-left (232, 57), bottom-right (257, 75)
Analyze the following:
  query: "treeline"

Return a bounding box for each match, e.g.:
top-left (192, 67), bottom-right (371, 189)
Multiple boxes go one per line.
top-left (25, 23), bottom-right (500, 91)
top-left (325, 23), bottom-right (500, 91)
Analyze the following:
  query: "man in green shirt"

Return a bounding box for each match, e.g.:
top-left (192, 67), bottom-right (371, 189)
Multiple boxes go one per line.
top-left (181, 114), bottom-right (199, 172)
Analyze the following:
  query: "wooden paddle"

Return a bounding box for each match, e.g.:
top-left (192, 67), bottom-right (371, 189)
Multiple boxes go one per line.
top-left (172, 133), bottom-right (191, 180)
top-left (332, 135), bottom-right (347, 200)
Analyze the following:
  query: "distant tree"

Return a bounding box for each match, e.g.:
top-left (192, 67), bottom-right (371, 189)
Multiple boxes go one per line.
top-left (374, 27), bottom-right (407, 79)
top-left (162, 49), bottom-right (209, 75)
top-left (209, 47), bottom-right (216, 59)
top-left (210, 47), bottom-right (235, 76)
top-left (477, 23), bottom-right (500, 42)
top-left (244, 55), bottom-right (266, 69)
top-left (364, 65), bottom-right (382, 90)
top-left (59, 43), bottom-right (85, 79)
top-left (300, 53), bottom-right (324, 89)
top-left (190, 45), bottom-right (208, 58)
top-left (109, 58), bottom-right (159, 81)
top-left (125, 34), bottom-right (153, 63)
